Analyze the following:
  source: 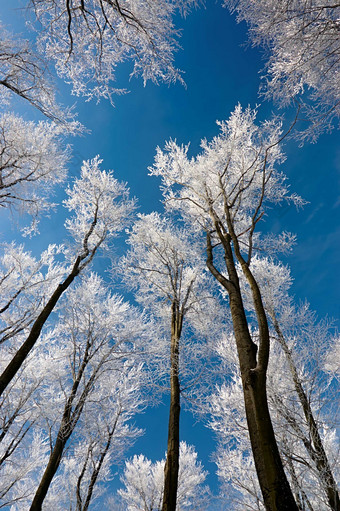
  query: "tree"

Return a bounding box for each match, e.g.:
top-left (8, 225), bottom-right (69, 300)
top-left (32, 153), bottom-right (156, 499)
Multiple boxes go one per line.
top-left (1, 273), bottom-right (147, 510)
top-left (0, 112), bottom-right (70, 234)
top-left (0, 155), bottom-right (135, 398)
top-left (149, 104), bottom-right (305, 509)
top-left (209, 318), bottom-right (340, 510)
top-left (120, 212), bottom-right (212, 511)
top-left (118, 441), bottom-right (209, 511)
top-left (28, 0), bottom-right (197, 104)
top-left (224, 0), bottom-right (340, 140)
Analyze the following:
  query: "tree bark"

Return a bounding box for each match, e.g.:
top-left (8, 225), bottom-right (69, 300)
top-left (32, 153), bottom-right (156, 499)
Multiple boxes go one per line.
top-left (162, 301), bottom-right (183, 511)
top-left (207, 230), bottom-right (298, 511)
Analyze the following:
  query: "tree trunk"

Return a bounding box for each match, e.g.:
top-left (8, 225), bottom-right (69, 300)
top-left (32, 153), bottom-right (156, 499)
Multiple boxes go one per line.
top-left (0, 213), bottom-right (100, 398)
top-left (29, 433), bottom-right (68, 511)
top-left (29, 339), bottom-right (96, 510)
top-left (207, 231), bottom-right (298, 511)
top-left (230, 292), bottom-right (298, 510)
top-left (162, 301), bottom-right (182, 511)
top-left (0, 256), bottom-right (82, 398)
top-left (81, 416), bottom-right (120, 511)
top-left (273, 316), bottom-right (340, 511)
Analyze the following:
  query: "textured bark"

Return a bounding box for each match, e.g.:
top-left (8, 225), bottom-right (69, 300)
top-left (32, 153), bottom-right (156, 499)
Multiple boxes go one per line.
top-left (273, 316), bottom-right (340, 511)
top-left (162, 301), bottom-right (183, 511)
top-left (207, 229), bottom-right (298, 511)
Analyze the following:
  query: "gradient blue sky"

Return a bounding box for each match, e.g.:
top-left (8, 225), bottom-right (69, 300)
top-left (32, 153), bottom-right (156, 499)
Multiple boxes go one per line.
top-left (2, 0), bottom-right (340, 506)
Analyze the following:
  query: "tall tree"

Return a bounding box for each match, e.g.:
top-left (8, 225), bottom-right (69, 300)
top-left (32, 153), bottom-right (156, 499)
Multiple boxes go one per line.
top-left (1, 273), bottom-right (146, 510)
top-left (208, 308), bottom-right (340, 510)
top-left (0, 155), bottom-right (135, 397)
top-left (150, 105), bottom-right (305, 510)
top-left (242, 256), bottom-right (340, 510)
top-left (120, 212), bottom-right (212, 511)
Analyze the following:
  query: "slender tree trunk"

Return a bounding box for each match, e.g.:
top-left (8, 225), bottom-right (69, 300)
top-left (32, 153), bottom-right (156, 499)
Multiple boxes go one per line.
top-left (273, 316), bottom-right (340, 511)
top-left (30, 432), bottom-right (68, 511)
top-left (162, 301), bottom-right (182, 511)
top-left (0, 257), bottom-right (82, 398)
top-left (30, 339), bottom-right (96, 510)
top-left (207, 231), bottom-right (298, 511)
top-left (0, 213), bottom-right (99, 398)
top-left (81, 415), bottom-right (120, 511)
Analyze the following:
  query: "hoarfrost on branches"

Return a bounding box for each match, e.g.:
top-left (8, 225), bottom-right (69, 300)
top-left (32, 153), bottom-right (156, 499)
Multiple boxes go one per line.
top-left (150, 104), bottom-right (305, 261)
top-left (64, 155), bottom-right (135, 252)
top-left (29, 0), bottom-right (197, 103)
top-left (224, 0), bottom-right (340, 139)
top-left (0, 22), bottom-right (80, 130)
top-left (0, 242), bottom-right (66, 347)
top-left (121, 211), bottom-right (206, 317)
top-left (0, 113), bottom-right (69, 233)
top-left (118, 441), bottom-right (209, 511)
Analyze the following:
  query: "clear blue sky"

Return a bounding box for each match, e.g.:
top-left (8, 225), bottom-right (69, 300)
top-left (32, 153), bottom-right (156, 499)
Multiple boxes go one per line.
top-left (1, 0), bottom-right (340, 507)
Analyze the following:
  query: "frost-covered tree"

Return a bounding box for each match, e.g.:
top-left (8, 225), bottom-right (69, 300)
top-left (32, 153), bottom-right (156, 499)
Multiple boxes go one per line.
top-left (118, 441), bottom-right (209, 511)
top-left (29, 274), bottom-right (145, 510)
top-left (224, 0), bottom-right (340, 140)
top-left (120, 212), bottom-right (214, 511)
top-left (0, 112), bottom-right (69, 233)
top-left (0, 155), bottom-right (135, 397)
top-left (149, 104), bottom-right (306, 510)
top-left (206, 257), bottom-right (340, 510)
top-left (1, 274), bottom-right (147, 510)
top-left (28, 0), bottom-right (197, 103)
top-left (0, 245), bottom-right (67, 508)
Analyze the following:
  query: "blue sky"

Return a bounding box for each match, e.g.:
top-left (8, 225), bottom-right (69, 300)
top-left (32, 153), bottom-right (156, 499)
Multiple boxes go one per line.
top-left (1, 0), bottom-right (340, 507)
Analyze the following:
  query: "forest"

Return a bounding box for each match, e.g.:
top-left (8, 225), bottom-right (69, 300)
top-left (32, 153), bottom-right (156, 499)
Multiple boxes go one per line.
top-left (0, 1), bottom-right (339, 510)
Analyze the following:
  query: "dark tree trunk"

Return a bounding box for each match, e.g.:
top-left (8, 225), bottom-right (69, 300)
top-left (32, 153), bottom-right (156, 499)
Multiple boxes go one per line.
top-left (0, 257), bottom-right (82, 398)
top-left (207, 230), bottom-right (298, 511)
top-left (162, 301), bottom-right (183, 511)
top-left (0, 213), bottom-right (99, 398)
top-left (29, 433), bottom-right (68, 511)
